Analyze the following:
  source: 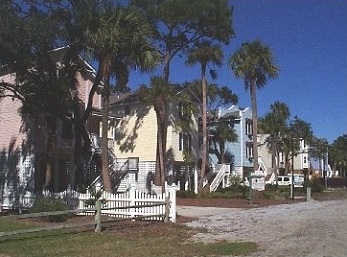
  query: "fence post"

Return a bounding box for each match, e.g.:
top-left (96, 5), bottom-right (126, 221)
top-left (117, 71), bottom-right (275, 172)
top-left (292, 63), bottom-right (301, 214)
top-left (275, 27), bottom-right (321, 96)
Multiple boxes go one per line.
top-left (129, 184), bottom-right (136, 218)
top-left (95, 198), bottom-right (102, 233)
top-left (167, 183), bottom-right (176, 223)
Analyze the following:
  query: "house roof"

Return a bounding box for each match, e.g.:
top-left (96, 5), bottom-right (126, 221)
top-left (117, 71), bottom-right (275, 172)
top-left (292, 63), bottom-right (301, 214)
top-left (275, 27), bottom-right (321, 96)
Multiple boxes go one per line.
top-left (109, 92), bottom-right (135, 106)
top-left (109, 85), bottom-right (201, 108)
top-left (0, 46), bottom-right (98, 81)
top-left (219, 105), bottom-right (250, 119)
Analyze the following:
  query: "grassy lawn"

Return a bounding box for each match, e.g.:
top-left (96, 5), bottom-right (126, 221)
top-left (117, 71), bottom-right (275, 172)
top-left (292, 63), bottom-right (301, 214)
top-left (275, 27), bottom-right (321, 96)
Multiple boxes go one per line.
top-left (0, 218), bottom-right (256, 257)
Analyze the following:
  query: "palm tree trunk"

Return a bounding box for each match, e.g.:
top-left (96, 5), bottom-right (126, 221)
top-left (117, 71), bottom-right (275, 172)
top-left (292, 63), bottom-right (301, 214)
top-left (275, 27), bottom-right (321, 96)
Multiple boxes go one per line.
top-left (100, 58), bottom-right (112, 193)
top-left (153, 51), bottom-right (171, 192)
top-left (154, 96), bottom-right (167, 192)
top-left (250, 82), bottom-right (259, 172)
top-left (199, 65), bottom-right (207, 190)
top-left (272, 139), bottom-right (279, 186)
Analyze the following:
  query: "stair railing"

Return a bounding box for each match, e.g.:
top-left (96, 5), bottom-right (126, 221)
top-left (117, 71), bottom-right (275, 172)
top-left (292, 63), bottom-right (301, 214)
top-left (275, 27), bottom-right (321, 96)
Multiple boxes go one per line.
top-left (209, 164), bottom-right (227, 192)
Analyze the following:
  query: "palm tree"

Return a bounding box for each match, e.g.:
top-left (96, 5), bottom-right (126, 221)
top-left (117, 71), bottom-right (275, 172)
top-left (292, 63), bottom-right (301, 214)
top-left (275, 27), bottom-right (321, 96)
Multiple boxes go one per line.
top-left (229, 40), bottom-right (279, 172)
top-left (259, 101), bottom-right (290, 182)
top-left (84, 4), bottom-right (158, 192)
top-left (186, 40), bottom-right (223, 190)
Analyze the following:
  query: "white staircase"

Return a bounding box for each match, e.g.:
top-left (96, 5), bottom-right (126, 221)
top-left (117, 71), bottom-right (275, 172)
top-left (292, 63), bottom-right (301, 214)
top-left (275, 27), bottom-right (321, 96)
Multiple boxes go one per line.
top-left (209, 164), bottom-right (230, 192)
top-left (257, 156), bottom-right (267, 175)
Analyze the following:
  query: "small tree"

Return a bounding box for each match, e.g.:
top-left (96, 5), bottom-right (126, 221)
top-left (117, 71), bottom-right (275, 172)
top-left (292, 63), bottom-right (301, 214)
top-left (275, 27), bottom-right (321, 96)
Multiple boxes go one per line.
top-left (186, 40), bottom-right (224, 189)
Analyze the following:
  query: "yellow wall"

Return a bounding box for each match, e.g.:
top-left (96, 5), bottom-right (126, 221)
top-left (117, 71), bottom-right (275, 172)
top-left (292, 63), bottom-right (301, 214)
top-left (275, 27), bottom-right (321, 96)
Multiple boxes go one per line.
top-left (113, 103), bottom-right (199, 163)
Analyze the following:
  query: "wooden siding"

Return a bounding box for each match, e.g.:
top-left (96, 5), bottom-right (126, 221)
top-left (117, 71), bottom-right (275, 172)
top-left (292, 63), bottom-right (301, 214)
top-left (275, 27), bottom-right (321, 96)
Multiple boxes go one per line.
top-left (113, 103), bottom-right (199, 163)
top-left (0, 70), bottom-right (101, 153)
top-left (114, 104), bottom-right (158, 161)
top-left (257, 134), bottom-right (273, 168)
top-left (76, 72), bottom-right (102, 110)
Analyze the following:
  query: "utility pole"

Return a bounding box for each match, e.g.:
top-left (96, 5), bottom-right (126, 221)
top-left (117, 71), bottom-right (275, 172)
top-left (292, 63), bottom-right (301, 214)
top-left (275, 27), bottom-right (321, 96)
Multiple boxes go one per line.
top-left (290, 137), bottom-right (294, 200)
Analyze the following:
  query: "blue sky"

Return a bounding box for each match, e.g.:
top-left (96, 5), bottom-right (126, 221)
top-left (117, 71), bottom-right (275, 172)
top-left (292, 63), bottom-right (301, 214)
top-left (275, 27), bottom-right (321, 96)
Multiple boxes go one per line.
top-left (129, 0), bottom-right (347, 144)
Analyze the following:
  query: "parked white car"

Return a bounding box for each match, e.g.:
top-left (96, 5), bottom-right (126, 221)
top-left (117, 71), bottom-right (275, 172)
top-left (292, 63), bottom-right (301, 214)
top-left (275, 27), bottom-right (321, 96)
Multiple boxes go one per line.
top-left (276, 174), bottom-right (304, 187)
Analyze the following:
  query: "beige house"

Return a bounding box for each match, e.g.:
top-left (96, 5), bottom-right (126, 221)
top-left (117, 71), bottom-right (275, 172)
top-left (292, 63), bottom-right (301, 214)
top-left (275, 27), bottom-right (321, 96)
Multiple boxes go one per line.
top-left (257, 134), bottom-right (309, 183)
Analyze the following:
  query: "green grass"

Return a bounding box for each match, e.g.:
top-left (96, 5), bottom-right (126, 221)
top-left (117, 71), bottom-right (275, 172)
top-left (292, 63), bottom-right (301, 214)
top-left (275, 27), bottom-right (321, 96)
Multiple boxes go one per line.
top-left (0, 219), bottom-right (257, 257)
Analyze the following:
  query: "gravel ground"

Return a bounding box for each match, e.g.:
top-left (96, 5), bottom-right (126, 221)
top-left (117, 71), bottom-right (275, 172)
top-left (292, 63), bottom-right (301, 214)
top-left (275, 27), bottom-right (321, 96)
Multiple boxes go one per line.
top-left (185, 199), bottom-right (347, 257)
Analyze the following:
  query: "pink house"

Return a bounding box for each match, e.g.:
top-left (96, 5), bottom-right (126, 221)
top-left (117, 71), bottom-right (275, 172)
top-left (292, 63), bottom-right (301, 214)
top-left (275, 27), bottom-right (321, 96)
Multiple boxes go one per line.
top-left (0, 48), bottom-right (104, 209)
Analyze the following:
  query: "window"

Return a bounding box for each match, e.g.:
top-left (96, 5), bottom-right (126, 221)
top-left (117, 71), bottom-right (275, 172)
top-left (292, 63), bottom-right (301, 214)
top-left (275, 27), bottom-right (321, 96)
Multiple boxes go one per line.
top-left (179, 132), bottom-right (191, 153)
top-left (279, 151), bottom-right (284, 164)
top-left (246, 142), bottom-right (253, 159)
top-left (245, 118), bottom-right (252, 136)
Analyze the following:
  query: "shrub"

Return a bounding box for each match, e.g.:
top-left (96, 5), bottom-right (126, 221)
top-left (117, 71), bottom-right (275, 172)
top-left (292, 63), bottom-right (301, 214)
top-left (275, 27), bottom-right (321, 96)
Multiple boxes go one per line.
top-left (304, 177), bottom-right (324, 193)
top-left (265, 184), bottom-right (278, 191)
top-left (30, 197), bottom-right (68, 222)
top-left (257, 186), bottom-right (291, 200)
top-left (207, 184), bottom-right (249, 199)
top-left (229, 175), bottom-right (243, 187)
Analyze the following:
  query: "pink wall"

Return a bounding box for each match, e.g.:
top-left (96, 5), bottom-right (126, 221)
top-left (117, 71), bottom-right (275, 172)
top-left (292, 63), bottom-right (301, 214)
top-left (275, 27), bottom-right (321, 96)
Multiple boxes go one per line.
top-left (0, 73), bottom-right (26, 151)
top-left (0, 70), bottom-right (101, 152)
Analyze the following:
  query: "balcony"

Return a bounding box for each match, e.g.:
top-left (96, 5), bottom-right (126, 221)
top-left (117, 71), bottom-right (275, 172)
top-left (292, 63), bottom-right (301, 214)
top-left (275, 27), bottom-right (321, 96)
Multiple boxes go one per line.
top-left (89, 133), bottom-right (115, 153)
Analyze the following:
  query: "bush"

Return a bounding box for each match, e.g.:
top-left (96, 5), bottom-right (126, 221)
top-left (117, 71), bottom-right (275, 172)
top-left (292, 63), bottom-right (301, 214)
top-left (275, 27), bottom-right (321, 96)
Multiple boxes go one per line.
top-left (206, 184), bottom-right (249, 199)
top-left (30, 197), bottom-right (68, 222)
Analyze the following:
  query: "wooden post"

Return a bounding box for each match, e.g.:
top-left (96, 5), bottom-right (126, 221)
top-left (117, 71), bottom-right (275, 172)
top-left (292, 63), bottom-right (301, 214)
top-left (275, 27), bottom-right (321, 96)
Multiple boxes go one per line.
top-left (249, 173), bottom-right (253, 205)
top-left (306, 187), bottom-right (312, 201)
top-left (95, 199), bottom-right (102, 233)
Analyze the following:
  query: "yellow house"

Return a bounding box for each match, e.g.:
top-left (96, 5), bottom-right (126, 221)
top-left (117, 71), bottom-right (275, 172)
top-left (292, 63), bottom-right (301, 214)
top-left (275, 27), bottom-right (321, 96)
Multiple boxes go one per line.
top-left (109, 92), bottom-right (200, 189)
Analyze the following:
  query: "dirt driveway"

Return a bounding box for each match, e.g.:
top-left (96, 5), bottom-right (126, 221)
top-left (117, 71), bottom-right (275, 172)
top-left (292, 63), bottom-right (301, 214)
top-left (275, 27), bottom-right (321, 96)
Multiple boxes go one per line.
top-left (183, 199), bottom-right (347, 257)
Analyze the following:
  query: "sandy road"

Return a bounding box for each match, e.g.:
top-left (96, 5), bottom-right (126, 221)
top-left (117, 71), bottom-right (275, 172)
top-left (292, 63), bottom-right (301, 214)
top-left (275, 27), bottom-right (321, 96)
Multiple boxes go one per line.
top-left (182, 199), bottom-right (347, 257)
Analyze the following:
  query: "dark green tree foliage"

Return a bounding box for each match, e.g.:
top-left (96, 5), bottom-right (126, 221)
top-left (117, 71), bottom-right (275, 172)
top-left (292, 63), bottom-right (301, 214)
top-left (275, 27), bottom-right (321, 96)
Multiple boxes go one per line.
top-left (329, 134), bottom-right (347, 176)
top-left (132, 0), bottom-right (234, 81)
top-left (206, 84), bottom-right (238, 115)
top-left (289, 115), bottom-right (314, 144)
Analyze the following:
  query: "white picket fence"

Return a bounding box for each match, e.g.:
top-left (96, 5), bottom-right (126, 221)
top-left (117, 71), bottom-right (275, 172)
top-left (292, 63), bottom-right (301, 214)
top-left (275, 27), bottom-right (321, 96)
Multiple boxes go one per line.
top-left (79, 184), bottom-right (177, 222)
top-left (1, 183), bottom-right (178, 222)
